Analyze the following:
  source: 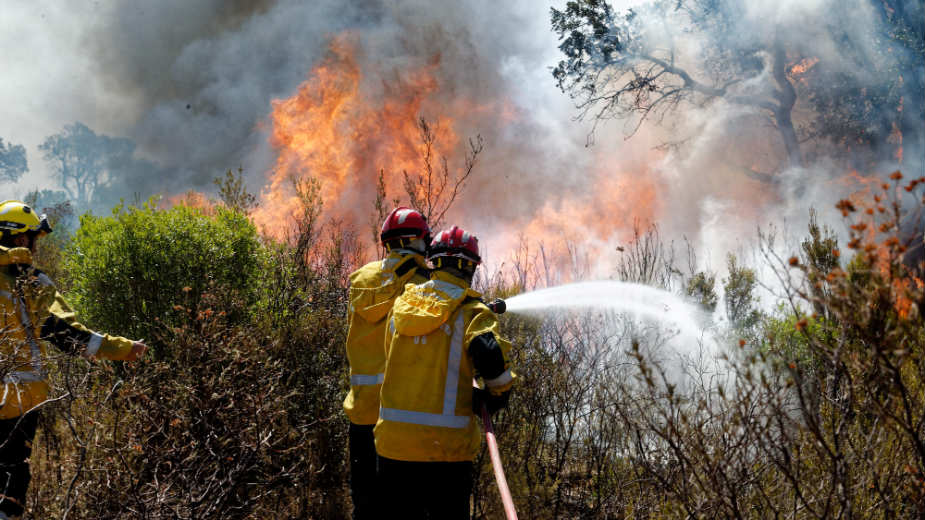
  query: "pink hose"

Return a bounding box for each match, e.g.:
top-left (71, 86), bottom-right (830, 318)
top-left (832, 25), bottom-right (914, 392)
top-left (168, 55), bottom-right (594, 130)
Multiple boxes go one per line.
top-left (481, 405), bottom-right (519, 520)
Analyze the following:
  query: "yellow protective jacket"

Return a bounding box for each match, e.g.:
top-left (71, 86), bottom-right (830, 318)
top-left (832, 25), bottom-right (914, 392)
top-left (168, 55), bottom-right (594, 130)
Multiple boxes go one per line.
top-left (0, 246), bottom-right (135, 419)
top-left (343, 251), bottom-right (429, 425)
top-left (375, 271), bottom-right (515, 462)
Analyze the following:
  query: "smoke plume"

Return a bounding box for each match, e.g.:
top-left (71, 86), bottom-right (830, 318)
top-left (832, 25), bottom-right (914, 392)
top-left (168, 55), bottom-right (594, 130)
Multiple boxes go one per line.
top-left (10, 0), bottom-right (923, 284)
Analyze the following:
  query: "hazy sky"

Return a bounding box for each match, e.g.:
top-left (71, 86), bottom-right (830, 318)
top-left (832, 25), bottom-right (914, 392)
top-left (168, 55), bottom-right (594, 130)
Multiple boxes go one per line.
top-left (2, 1), bottom-right (580, 196)
top-left (3, 1), bottom-right (662, 196)
top-left (2, 0), bottom-right (913, 284)
top-left (2, 2), bottom-right (123, 188)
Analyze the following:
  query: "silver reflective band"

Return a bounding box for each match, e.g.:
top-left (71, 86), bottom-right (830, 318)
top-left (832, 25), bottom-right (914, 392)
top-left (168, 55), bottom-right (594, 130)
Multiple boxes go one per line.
top-left (378, 271), bottom-right (396, 287)
top-left (380, 313), bottom-right (470, 429)
top-left (3, 371), bottom-right (45, 383)
top-left (86, 332), bottom-right (104, 357)
top-left (485, 369), bottom-right (513, 388)
top-left (442, 313), bottom-right (464, 416)
top-left (379, 407), bottom-right (470, 428)
top-left (382, 257), bottom-right (399, 270)
top-left (351, 373), bottom-right (385, 386)
top-left (15, 295), bottom-right (44, 374)
top-left (422, 279), bottom-right (465, 300)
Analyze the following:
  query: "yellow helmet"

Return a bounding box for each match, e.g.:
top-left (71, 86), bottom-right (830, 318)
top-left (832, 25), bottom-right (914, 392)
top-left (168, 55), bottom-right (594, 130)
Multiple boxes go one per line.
top-left (0, 200), bottom-right (53, 238)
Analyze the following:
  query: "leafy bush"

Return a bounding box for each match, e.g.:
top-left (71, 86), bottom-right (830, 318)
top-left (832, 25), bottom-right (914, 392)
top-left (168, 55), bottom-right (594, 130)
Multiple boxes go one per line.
top-left (61, 201), bottom-right (263, 351)
top-left (27, 196), bottom-right (352, 518)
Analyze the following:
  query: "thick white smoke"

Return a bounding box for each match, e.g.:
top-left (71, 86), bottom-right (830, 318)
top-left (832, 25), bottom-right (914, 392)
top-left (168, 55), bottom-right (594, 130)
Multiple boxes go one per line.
top-left (5, 0), bottom-right (921, 291)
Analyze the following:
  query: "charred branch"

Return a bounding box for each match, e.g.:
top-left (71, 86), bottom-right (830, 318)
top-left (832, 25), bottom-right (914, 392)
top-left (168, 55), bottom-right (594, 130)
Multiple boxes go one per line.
top-left (552, 0), bottom-right (813, 176)
top-left (402, 117), bottom-right (482, 231)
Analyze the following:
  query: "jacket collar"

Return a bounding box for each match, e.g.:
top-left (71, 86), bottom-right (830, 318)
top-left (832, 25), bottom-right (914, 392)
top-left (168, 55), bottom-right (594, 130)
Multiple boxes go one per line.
top-left (430, 269), bottom-right (473, 292)
top-left (382, 249), bottom-right (426, 272)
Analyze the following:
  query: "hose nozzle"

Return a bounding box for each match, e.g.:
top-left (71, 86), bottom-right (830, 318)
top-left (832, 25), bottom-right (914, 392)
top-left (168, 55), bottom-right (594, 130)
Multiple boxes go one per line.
top-left (487, 298), bottom-right (506, 314)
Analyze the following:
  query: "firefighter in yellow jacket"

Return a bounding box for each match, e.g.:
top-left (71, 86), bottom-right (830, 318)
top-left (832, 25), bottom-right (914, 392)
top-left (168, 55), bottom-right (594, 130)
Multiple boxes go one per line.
top-left (343, 207), bottom-right (431, 519)
top-left (376, 226), bottom-right (515, 519)
top-left (0, 200), bottom-right (145, 519)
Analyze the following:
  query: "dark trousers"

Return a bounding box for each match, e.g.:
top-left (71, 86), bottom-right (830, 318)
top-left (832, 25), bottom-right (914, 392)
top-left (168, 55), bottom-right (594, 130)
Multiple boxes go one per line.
top-left (0, 412), bottom-right (39, 518)
top-left (378, 456), bottom-right (473, 520)
top-left (349, 423), bottom-right (378, 520)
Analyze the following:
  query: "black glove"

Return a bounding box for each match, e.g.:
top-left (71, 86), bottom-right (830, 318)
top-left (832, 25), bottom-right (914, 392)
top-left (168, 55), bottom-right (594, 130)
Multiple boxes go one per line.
top-left (472, 387), bottom-right (510, 416)
top-left (486, 298), bottom-right (506, 314)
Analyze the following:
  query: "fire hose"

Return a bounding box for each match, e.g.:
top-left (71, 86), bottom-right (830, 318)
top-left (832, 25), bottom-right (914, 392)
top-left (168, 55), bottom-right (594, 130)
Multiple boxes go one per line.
top-left (479, 297), bottom-right (518, 518)
top-left (481, 404), bottom-right (518, 520)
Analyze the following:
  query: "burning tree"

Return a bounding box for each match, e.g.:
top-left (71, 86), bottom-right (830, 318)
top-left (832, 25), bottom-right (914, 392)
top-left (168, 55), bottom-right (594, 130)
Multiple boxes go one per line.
top-left (550, 0), bottom-right (923, 176)
top-left (802, 0), bottom-right (924, 166)
top-left (253, 36), bottom-right (486, 254)
top-left (551, 0), bottom-right (806, 170)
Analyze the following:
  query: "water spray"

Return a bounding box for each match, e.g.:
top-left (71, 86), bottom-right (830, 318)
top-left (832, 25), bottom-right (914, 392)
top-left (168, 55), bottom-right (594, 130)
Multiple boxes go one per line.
top-left (476, 282), bottom-right (708, 518)
top-left (503, 280), bottom-right (708, 344)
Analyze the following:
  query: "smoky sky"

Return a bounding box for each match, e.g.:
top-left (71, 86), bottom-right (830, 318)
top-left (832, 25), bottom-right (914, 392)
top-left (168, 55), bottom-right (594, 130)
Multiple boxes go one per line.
top-left (77, 0), bottom-right (378, 200)
top-left (6, 0), bottom-right (922, 280)
top-left (50, 0), bottom-right (591, 219)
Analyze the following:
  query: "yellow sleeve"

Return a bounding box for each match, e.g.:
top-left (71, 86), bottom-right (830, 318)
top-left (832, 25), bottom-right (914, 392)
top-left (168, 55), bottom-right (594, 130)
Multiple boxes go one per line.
top-left (465, 305), bottom-right (516, 395)
top-left (41, 290), bottom-right (135, 361)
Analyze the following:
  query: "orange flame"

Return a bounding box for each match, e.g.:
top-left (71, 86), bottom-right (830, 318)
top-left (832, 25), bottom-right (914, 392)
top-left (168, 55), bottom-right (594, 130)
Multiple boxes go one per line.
top-left (789, 57), bottom-right (819, 77)
top-left (519, 167), bottom-right (658, 254)
top-left (250, 34), bottom-right (662, 274)
top-left (162, 190), bottom-right (215, 214)
top-left (250, 35), bottom-right (456, 242)
top-left (485, 157), bottom-right (661, 283)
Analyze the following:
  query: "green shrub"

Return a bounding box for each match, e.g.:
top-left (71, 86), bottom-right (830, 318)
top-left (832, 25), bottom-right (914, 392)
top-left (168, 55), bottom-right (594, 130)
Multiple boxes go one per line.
top-left (61, 201), bottom-right (263, 353)
top-left (762, 305), bottom-right (832, 372)
top-left (29, 199), bottom-right (351, 518)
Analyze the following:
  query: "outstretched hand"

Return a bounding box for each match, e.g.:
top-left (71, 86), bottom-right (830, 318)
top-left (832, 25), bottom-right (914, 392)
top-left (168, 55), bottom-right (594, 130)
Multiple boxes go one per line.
top-left (124, 341), bottom-right (147, 362)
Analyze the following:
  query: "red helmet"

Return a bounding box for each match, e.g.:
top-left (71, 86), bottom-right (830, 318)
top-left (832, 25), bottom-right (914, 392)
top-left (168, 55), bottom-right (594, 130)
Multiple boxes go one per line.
top-left (429, 226), bottom-right (481, 264)
top-left (380, 207), bottom-right (430, 245)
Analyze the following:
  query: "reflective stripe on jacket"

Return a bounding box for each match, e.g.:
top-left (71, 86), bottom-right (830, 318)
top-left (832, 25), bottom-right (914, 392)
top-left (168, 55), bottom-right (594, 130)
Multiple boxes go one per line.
top-left (0, 246), bottom-right (134, 420)
top-left (375, 271), bottom-right (515, 462)
top-left (342, 251), bottom-right (429, 425)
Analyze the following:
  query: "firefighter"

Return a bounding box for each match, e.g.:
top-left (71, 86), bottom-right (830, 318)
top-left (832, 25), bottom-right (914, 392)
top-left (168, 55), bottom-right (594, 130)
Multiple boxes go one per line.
top-left (0, 200), bottom-right (145, 519)
top-left (343, 207), bottom-right (431, 519)
top-left (375, 226), bottom-right (515, 519)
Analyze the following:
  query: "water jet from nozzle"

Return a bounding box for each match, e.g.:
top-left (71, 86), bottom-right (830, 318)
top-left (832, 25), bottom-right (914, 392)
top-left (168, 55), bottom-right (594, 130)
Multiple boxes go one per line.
top-left (503, 281), bottom-right (708, 343)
